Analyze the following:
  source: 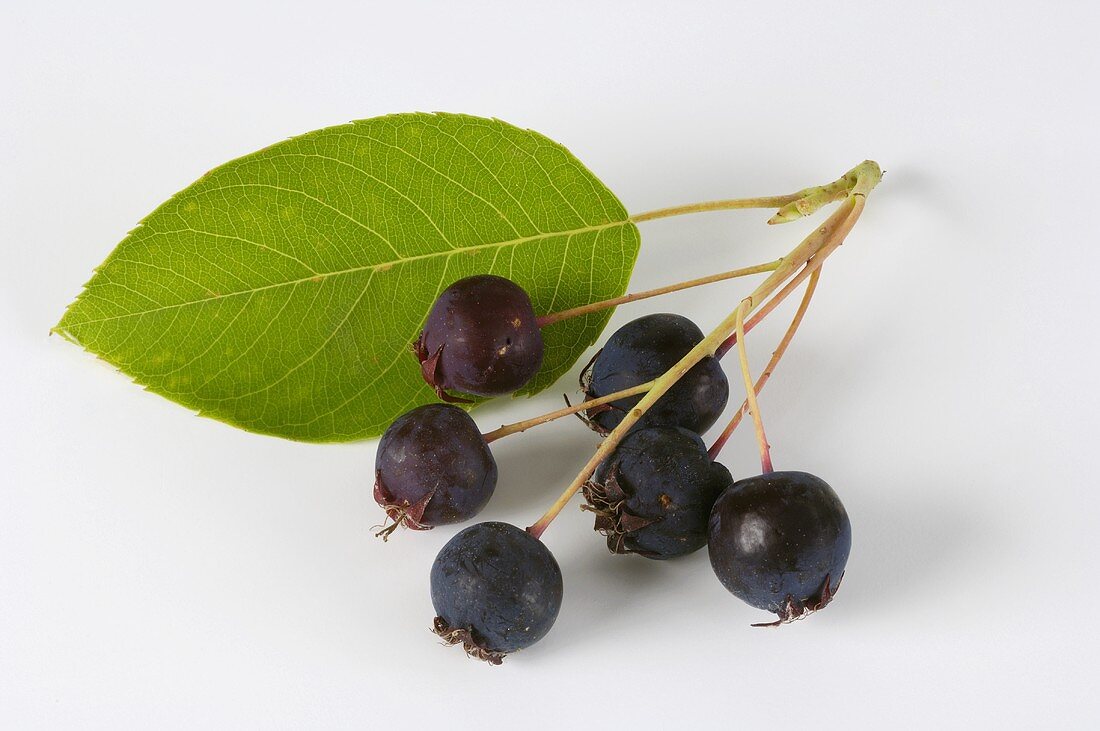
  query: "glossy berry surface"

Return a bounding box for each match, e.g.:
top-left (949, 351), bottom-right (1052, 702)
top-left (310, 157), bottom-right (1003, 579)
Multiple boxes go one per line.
top-left (585, 426), bottom-right (733, 559)
top-left (430, 521), bottom-right (563, 664)
top-left (708, 471), bottom-right (851, 625)
top-left (415, 274), bottom-right (544, 399)
top-left (374, 403), bottom-right (496, 534)
top-left (581, 313), bottom-right (728, 434)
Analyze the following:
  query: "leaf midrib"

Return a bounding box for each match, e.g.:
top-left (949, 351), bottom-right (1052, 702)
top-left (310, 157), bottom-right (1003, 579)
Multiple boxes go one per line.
top-left (58, 218), bottom-right (630, 329)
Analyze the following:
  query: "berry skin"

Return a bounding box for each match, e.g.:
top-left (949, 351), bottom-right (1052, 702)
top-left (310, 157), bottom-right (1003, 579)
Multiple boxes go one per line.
top-left (707, 471), bottom-right (851, 626)
top-left (584, 426), bottom-right (733, 559)
top-left (415, 274), bottom-right (544, 400)
top-left (430, 522), bottom-right (563, 664)
top-left (580, 313), bottom-right (728, 435)
top-left (374, 403), bottom-right (496, 536)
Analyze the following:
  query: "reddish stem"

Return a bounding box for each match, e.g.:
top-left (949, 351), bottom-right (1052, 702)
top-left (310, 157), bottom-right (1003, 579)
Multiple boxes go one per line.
top-left (709, 267), bottom-right (821, 460)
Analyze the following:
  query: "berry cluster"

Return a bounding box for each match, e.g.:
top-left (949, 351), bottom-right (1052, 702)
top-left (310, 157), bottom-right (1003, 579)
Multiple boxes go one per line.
top-left (374, 161), bottom-right (880, 664)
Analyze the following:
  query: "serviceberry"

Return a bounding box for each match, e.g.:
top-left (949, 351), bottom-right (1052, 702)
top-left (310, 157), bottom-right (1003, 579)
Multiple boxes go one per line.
top-left (584, 426), bottom-right (733, 559)
top-left (580, 313), bottom-right (728, 434)
top-left (415, 274), bottom-right (544, 400)
top-left (374, 403), bottom-right (496, 536)
top-left (707, 471), bottom-right (851, 626)
top-left (430, 521), bottom-right (563, 664)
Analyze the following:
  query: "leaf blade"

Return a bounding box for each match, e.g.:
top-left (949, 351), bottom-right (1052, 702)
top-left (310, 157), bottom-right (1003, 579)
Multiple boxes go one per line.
top-left (56, 113), bottom-right (640, 441)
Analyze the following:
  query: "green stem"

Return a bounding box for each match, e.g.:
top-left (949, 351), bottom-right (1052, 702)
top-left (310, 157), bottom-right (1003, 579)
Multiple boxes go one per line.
top-left (526, 161), bottom-right (880, 540)
top-left (630, 195), bottom-right (800, 223)
top-left (536, 259), bottom-right (782, 328)
top-left (481, 380), bottom-right (654, 443)
top-left (628, 163), bottom-right (869, 225)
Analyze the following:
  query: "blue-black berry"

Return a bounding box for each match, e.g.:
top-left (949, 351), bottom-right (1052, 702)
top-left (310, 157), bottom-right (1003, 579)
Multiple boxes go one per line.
top-left (707, 471), bottom-right (851, 626)
top-left (374, 403), bottom-right (496, 536)
top-left (415, 275), bottom-right (544, 400)
top-left (580, 313), bottom-right (728, 434)
top-left (584, 426), bottom-right (733, 559)
top-left (430, 522), bottom-right (563, 664)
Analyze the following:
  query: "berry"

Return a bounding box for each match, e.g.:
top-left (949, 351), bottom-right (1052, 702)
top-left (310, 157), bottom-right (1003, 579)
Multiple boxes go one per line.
top-left (374, 403), bottom-right (496, 536)
top-left (579, 313), bottom-right (728, 435)
top-left (707, 471), bottom-right (851, 626)
top-left (584, 426), bottom-right (733, 559)
top-left (431, 522), bottom-right (563, 664)
top-left (415, 274), bottom-right (544, 400)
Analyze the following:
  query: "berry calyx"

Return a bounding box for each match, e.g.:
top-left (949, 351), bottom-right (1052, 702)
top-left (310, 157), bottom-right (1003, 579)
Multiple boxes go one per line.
top-left (707, 470), bottom-right (851, 626)
top-left (584, 426), bottom-right (732, 559)
top-left (374, 403), bottom-right (496, 537)
top-left (579, 313), bottom-right (729, 435)
top-left (430, 521), bottom-right (563, 664)
top-left (415, 274), bottom-right (544, 400)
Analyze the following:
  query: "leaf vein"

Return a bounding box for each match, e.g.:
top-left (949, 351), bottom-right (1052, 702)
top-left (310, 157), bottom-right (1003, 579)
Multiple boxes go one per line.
top-left (199, 182), bottom-right (405, 260)
top-left (62, 222), bottom-right (625, 328)
top-left (353, 129), bottom-right (525, 238)
top-left (261, 150), bottom-right (459, 252)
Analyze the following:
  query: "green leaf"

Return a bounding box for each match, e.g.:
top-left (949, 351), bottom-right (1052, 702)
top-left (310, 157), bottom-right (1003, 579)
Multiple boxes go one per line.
top-left (54, 113), bottom-right (640, 442)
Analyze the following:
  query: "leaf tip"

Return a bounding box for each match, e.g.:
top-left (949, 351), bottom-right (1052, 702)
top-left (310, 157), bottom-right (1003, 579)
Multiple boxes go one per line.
top-left (50, 320), bottom-right (81, 347)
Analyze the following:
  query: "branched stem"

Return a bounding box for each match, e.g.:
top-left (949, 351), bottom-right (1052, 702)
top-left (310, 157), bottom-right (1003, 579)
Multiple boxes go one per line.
top-left (716, 254), bottom-right (823, 358)
top-left (709, 267), bottom-right (821, 460)
top-left (526, 160), bottom-right (880, 540)
top-left (628, 164), bottom-right (861, 225)
top-left (536, 260), bottom-right (782, 328)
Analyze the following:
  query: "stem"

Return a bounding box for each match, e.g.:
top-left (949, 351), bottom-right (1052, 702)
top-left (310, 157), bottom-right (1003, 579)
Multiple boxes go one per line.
top-left (527, 163), bottom-right (879, 540)
top-left (488, 159), bottom-right (880, 452)
top-left (716, 257), bottom-right (820, 359)
top-left (713, 279), bottom-right (794, 360)
top-left (536, 260), bottom-right (782, 328)
top-left (482, 380), bottom-right (654, 443)
top-left (629, 163), bottom-right (865, 225)
top-left (709, 267), bottom-right (821, 460)
top-left (733, 299), bottom-right (772, 474)
top-left (714, 164), bottom-right (875, 360)
top-left (630, 196), bottom-right (800, 223)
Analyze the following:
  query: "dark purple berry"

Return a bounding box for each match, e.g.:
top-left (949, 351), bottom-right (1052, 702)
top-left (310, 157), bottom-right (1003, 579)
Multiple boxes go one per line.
top-left (584, 426), bottom-right (733, 559)
top-left (374, 403), bottom-right (496, 537)
top-left (579, 313), bottom-right (728, 435)
top-left (430, 522), bottom-right (563, 664)
top-left (415, 274), bottom-right (544, 400)
top-left (707, 471), bottom-right (851, 626)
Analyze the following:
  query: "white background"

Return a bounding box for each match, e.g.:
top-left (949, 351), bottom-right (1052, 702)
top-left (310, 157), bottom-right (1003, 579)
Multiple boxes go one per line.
top-left (3, 1), bottom-right (1098, 728)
